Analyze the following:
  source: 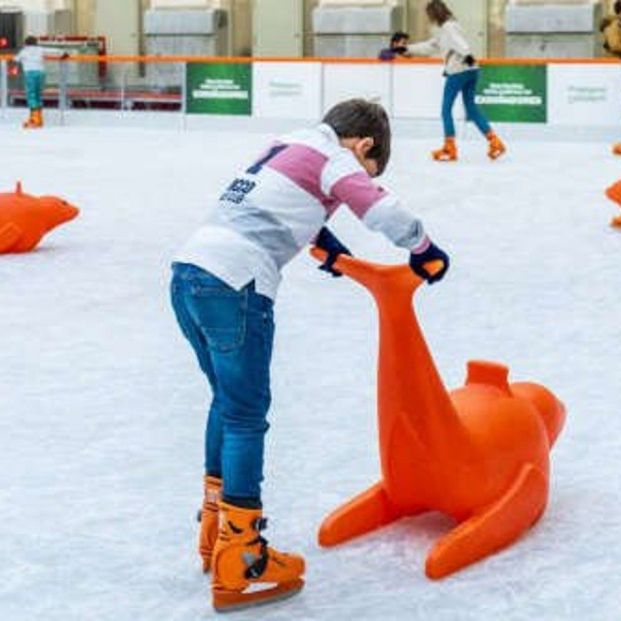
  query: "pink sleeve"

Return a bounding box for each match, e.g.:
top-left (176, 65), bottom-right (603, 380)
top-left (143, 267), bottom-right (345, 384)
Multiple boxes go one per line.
top-left (329, 172), bottom-right (388, 219)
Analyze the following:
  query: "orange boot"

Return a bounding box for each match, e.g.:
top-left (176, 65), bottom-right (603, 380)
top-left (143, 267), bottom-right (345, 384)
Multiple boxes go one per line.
top-left (198, 475), bottom-right (222, 573)
top-left (22, 110), bottom-right (37, 129)
top-left (612, 143), bottom-right (621, 156)
top-left (487, 131), bottom-right (506, 160)
top-left (211, 502), bottom-right (305, 612)
top-left (611, 215), bottom-right (621, 228)
top-left (33, 109), bottom-right (44, 128)
top-left (432, 137), bottom-right (458, 162)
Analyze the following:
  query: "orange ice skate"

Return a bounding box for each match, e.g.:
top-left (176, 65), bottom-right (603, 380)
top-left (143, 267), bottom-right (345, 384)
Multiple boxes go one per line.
top-left (211, 502), bottom-right (305, 612)
top-left (487, 131), bottom-right (506, 160)
top-left (22, 110), bottom-right (36, 129)
top-left (23, 109), bottom-right (43, 129)
top-left (432, 137), bottom-right (458, 162)
top-left (32, 109), bottom-right (44, 128)
top-left (198, 476), bottom-right (221, 572)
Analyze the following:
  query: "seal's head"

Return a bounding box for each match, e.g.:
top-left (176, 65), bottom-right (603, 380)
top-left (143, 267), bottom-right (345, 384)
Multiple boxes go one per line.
top-left (39, 196), bottom-right (80, 230)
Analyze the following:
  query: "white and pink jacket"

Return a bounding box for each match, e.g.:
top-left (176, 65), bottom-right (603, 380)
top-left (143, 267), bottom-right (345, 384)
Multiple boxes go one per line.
top-left (175, 123), bottom-right (428, 300)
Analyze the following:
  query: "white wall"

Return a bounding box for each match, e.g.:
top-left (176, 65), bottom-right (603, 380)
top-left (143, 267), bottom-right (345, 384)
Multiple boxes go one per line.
top-left (94, 0), bottom-right (140, 55)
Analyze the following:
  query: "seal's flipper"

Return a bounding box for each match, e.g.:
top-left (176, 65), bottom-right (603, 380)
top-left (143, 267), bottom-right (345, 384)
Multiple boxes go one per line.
top-left (425, 463), bottom-right (548, 579)
top-left (0, 223), bottom-right (22, 253)
top-left (318, 482), bottom-right (416, 547)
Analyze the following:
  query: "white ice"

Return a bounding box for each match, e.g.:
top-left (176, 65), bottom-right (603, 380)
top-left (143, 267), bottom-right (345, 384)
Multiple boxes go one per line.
top-left (1, 119), bottom-right (620, 621)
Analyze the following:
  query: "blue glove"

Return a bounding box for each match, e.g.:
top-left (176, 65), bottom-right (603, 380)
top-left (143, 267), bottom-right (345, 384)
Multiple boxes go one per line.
top-left (409, 241), bottom-right (450, 284)
top-left (315, 227), bottom-right (352, 278)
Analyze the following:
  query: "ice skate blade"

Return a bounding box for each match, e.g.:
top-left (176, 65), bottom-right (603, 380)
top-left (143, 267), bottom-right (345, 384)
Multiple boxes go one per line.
top-left (213, 579), bottom-right (304, 613)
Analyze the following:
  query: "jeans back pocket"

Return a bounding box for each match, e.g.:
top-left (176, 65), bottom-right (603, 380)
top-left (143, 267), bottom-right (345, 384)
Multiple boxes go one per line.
top-left (188, 282), bottom-right (248, 353)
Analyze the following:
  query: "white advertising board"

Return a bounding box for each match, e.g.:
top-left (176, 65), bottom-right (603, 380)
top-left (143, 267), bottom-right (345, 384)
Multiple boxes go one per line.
top-left (548, 64), bottom-right (621, 126)
top-left (253, 62), bottom-right (322, 119)
top-left (393, 63), bottom-right (444, 119)
top-left (392, 63), bottom-right (466, 121)
top-left (322, 63), bottom-right (392, 113)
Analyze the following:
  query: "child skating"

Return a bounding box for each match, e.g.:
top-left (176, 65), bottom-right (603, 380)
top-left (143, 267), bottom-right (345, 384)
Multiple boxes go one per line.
top-left (170, 99), bottom-right (450, 612)
top-left (405, 0), bottom-right (506, 162)
top-left (15, 36), bottom-right (46, 129)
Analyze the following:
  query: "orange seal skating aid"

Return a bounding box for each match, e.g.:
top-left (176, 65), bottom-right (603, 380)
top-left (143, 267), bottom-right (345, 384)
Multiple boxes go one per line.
top-left (605, 179), bottom-right (621, 228)
top-left (0, 182), bottom-right (78, 253)
top-left (311, 249), bottom-right (565, 579)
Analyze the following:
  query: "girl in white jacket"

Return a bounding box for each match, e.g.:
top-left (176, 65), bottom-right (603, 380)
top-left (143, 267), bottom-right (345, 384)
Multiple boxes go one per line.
top-left (407, 1), bottom-right (506, 162)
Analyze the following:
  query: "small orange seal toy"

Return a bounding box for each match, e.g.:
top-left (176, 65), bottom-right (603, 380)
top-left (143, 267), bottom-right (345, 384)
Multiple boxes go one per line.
top-left (605, 180), bottom-right (621, 228)
top-left (0, 182), bottom-right (79, 253)
top-left (311, 248), bottom-right (565, 579)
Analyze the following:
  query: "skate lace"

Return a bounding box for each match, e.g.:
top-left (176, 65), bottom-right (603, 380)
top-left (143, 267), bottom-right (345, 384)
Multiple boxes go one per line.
top-left (244, 536), bottom-right (269, 580)
top-left (244, 518), bottom-right (269, 580)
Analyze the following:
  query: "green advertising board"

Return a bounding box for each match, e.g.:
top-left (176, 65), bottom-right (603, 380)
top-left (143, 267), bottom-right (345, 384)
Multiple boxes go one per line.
top-left (186, 63), bottom-right (252, 115)
top-left (476, 65), bottom-right (547, 123)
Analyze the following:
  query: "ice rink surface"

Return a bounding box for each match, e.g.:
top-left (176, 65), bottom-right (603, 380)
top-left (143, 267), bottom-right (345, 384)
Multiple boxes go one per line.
top-left (1, 121), bottom-right (621, 621)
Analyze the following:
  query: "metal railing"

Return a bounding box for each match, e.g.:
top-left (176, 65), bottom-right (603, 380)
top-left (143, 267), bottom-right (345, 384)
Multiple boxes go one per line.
top-left (0, 55), bottom-right (190, 121)
top-left (1, 54), bottom-right (619, 124)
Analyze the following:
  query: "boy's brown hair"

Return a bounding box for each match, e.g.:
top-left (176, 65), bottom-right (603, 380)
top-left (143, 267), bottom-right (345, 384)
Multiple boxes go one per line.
top-left (24, 36), bottom-right (38, 46)
top-left (425, 0), bottom-right (454, 26)
top-left (322, 99), bottom-right (391, 176)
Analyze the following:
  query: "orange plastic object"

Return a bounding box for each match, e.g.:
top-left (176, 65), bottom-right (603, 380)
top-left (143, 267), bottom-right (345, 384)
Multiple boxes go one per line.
top-left (311, 248), bottom-right (565, 579)
top-left (0, 182), bottom-right (79, 253)
top-left (605, 179), bottom-right (621, 205)
top-left (604, 180), bottom-right (621, 228)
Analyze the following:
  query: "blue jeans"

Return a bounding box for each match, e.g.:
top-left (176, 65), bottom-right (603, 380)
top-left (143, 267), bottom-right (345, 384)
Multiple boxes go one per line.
top-left (25, 70), bottom-right (45, 110)
top-left (170, 263), bottom-right (274, 506)
top-left (442, 69), bottom-right (491, 138)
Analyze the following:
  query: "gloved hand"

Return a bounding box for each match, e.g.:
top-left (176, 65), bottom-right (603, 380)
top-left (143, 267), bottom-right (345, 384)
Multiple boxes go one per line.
top-left (315, 227), bottom-right (352, 278)
top-left (409, 241), bottom-right (450, 284)
top-left (464, 54), bottom-right (476, 67)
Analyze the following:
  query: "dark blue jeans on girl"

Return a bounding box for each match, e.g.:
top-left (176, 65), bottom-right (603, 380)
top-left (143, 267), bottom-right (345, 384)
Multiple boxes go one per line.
top-left (170, 262), bottom-right (274, 507)
top-left (442, 68), bottom-right (491, 138)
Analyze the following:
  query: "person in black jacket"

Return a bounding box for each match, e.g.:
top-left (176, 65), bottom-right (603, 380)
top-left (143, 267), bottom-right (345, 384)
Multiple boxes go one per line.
top-left (378, 31), bottom-right (410, 61)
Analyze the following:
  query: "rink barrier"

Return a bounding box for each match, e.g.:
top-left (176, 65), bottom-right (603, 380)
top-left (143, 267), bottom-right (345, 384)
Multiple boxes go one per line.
top-left (1, 55), bottom-right (620, 126)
